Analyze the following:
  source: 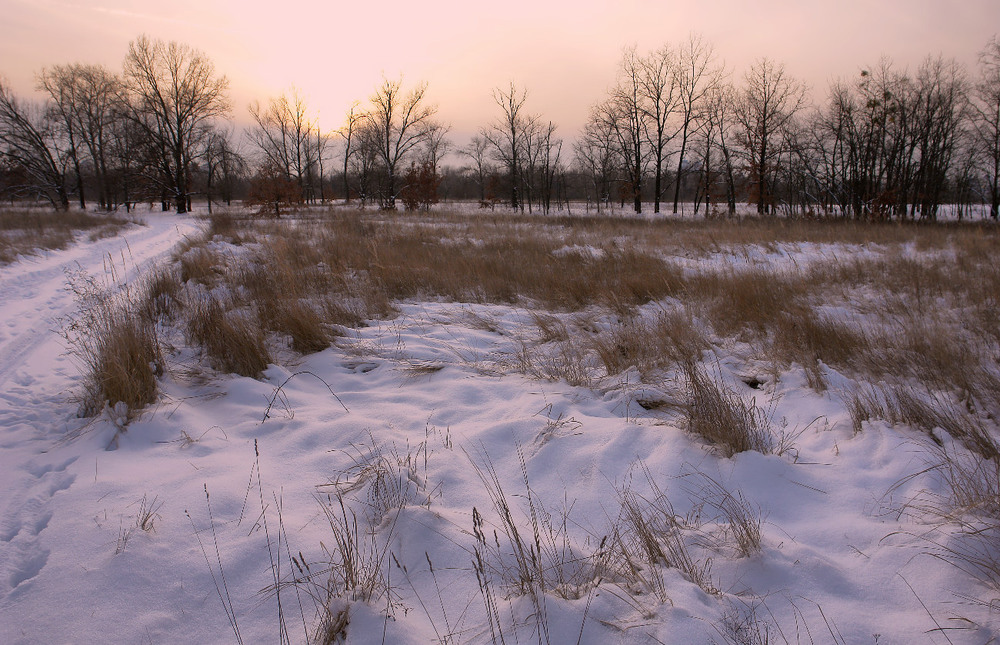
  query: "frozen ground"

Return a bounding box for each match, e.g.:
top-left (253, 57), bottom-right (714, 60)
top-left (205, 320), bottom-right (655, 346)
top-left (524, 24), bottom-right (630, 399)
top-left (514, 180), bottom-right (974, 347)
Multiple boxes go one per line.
top-left (0, 208), bottom-right (997, 643)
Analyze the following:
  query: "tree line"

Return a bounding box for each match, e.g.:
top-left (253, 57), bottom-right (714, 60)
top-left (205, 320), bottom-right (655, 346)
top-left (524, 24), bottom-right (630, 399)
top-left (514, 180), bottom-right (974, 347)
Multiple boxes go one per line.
top-left (1, 34), bottom-right (999, 220)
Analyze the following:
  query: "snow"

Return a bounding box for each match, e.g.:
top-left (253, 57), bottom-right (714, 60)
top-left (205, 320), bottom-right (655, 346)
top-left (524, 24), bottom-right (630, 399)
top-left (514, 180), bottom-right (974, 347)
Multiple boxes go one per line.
top-left (0, 208), bottom-right (998, 643)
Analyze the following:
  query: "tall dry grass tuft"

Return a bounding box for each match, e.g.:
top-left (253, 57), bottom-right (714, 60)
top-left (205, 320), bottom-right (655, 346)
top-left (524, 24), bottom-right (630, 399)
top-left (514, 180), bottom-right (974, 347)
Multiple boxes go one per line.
top-left (205, 208), bottom-right (247, 244)
top-left (689, 267), bottom-right (805, 339)
top-left (613, 466), bottom-right (715, 599)
top-left (178, 244), bottom-right (223, 286)
top-left (592, 308), bottom-right (707, 378)
top-left (187, 299), bottom-right (271, 377)
top-left (62, 269), bottom-right (162, 419)
top-left (884, 385), bottom-right (998, 461)
top-left (770, 307), bottom-right (871, 391)
top-left (684, 363), bottom-right (773, 457)
top-left (258, 296), bottom-right (331, 355)
top-left (469, 450), bottom-right (607, 603)
top-left (142, 266), bottom-right (183, 321)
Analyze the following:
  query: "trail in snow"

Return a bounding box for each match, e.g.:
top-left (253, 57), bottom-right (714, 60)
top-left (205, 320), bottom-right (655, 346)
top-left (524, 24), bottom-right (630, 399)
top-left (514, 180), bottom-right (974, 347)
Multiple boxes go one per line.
top-left (0, 212), bottom-right (198, 605)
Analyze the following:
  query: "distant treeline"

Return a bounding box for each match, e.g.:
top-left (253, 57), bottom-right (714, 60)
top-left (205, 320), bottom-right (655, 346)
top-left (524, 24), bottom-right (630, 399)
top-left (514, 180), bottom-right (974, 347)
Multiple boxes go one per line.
top-left (1, 34), bottom-right (999, 219)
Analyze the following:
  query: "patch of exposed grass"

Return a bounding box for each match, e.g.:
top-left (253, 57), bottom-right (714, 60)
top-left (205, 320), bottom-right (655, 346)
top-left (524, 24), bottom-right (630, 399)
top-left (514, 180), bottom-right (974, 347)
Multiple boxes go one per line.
top-left (684, 363), bottom-right (773, 457)
top-left (0, 208), bottom-right (130, 265)
top-left (62, 269), bottom-right (162, 419)
top-left (186, 299), bottom-right (271, 377)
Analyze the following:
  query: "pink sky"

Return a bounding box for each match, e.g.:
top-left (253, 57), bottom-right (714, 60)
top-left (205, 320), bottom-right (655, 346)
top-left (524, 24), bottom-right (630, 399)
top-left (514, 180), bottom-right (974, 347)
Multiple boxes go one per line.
top-left (1, 0), bottom-right (997, 138)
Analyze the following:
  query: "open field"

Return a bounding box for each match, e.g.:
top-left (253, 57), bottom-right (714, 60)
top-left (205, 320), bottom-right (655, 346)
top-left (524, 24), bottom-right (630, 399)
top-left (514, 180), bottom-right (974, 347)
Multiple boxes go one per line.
top-left (1, 205), bottom-right (1000, 643)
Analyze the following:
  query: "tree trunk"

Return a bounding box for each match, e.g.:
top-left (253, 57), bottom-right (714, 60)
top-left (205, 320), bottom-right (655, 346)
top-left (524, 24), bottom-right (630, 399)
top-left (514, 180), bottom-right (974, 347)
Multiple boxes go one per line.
top-left (672, 121), bottom-right (690, 214)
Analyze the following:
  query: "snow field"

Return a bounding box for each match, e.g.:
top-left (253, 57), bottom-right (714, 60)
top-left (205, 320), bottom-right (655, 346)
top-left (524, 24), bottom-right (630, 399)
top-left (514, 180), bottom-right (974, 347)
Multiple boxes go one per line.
top-left (1, 208), bottom-right (999, 643)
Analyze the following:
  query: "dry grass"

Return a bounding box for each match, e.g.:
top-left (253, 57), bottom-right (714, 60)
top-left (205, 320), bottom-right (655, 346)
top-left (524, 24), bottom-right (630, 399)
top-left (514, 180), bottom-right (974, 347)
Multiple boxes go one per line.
top-left (613, 466), bottom-right (715, 599)
top-left (186, 299), bottom-right (271, 377)
top-left (177, 244), bottom-right (223, 286)
top-left (685, 472), bottom-right (763, 558)
top-left (684, 363), bottom-right (773, 457)
top-left (142, 266), bottom-right (183, 321)
top-left (62, 269), bottom-right (162, 419)
top-left (263, 298), bottom-right (332, 354)
top-left (0, 208), bottom-right (130, 265)
top-left (592, 308), bottom-right (708, 378)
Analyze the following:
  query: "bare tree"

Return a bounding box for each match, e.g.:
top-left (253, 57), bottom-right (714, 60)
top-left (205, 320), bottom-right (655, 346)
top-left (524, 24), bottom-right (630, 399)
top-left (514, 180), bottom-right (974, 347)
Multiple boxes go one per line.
top-left (974, 36), bottom-right (1000, 219)
top-left (203, 126), bottom-right (245, 212)
top-left (347, 119), bottom-right (381, 206)
top-left (37, 64), bottom-right (124, 211)
top-left (365, 76), bottom-right (437, 209)
top-left (604, 48), bottom-right (651, 214)
top-left (37, 66), bottom-right (88, 209)
top-left (637, 44), bottom-right (680, 214)
top-left (671, 34), bottom-right (722, 213)
top-left (247, 89), bottom-right (317, 200)
top-left (460, 134), bottom-right (493, 203)
top-left (482, 82), bottom-right (532, 210)
top-left (538, 121), bottom-right (563, 214)
top-left (0, 80), bottom-right (71, 209)
top-left (338, 102), bottom-right (364, 203)
top-left (121, 36), bottom-right (230, 213)
top-left (734, 58), bottom-right (808, 214)
top-left (575, 104), bottom-right (619, 212)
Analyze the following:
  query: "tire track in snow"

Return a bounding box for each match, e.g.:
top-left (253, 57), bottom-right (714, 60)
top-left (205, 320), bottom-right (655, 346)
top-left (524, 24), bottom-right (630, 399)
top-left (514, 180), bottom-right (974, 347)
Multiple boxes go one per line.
top-left (0, 213), bottom-right (199, 603)
top-left (0, 216), bottom-right (195, 390)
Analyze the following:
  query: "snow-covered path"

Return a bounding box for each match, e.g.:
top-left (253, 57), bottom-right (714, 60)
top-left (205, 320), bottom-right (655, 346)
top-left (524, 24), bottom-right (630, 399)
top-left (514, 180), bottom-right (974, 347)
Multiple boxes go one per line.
top-left (0, 213), bottom-right (198, 618)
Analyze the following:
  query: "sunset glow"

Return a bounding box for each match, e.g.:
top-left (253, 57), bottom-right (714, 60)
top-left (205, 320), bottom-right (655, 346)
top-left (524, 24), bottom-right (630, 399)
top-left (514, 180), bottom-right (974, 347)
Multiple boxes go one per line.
top-left (2, 0), bottom-right (997, 138)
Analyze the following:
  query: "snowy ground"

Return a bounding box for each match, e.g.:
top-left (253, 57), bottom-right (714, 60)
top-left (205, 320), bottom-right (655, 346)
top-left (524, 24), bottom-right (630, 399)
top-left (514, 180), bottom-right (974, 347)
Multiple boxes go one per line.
top-left (0, 208), bottom-right (998, 644)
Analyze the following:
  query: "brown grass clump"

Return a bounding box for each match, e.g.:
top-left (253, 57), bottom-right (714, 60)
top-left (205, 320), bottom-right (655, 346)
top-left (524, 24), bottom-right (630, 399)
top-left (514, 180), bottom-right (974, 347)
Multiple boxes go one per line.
top-left (89, 317), bottom-right (162, 416)
top-left (613, 468), bottom-right (715, 599)
top-left (187, 299), bottom-right (271, 377)
top-left (315, 215), bottom-right (686, 312)
top-left (142, 267), bottom-right (183, 321)
top-left (205, 208), bottom-right (247, 244)
top-left (593, 308), bottom-right (707, 378)
top-left (770, 306), bottom-right (872, 391)
top-left (262, 297), bottom-right (331, 355)
top-left (684, 363), bottom-right (773, 456)
top-left (178, 244), bottom-right (223, 286)
top-left (885, 385), bottom-right (998, 460)
top-left (62, 270), bottom-right (162, 419)
top-left (689, 267), bottom-right (805, 340)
